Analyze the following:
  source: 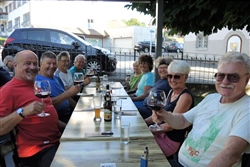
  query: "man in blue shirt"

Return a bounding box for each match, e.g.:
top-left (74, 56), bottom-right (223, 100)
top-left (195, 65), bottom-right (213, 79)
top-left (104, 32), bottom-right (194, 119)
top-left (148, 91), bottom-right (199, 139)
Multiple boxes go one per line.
top-left (36, 51), bottom-right (81, 123)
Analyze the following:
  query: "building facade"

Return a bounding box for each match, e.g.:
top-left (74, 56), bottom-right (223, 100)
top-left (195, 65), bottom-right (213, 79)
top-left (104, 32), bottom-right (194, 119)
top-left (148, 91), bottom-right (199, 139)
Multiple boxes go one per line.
top-left (184, 27), bottom-right (250, 56)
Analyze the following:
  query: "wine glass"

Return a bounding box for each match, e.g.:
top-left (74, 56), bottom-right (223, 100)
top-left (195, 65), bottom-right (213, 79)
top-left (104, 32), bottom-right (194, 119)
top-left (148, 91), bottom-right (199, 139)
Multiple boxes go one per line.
top-left (147, 90), bottom-right (166, 131)
top-left (34, 80), bottom-right (51, 117)
top-left (126, 70), bottom-right (131, 77)
top-left (74, 72), bottom-right (84, 85)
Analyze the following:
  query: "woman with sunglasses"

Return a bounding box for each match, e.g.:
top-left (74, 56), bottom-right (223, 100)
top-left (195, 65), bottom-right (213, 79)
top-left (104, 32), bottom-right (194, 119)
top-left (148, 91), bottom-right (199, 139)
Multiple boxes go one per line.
top-left (145, 60), bottom-right (194, 165)
top-left (131, 54), bottom-right (155, 109)
top-left (138, 56), bottom-right (173, 119)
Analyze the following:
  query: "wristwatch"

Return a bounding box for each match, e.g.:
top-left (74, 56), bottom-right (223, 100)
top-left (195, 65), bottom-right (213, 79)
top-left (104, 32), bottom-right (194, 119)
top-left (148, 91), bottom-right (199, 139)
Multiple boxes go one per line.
top-left (16, 108), bottom-right (25, 118)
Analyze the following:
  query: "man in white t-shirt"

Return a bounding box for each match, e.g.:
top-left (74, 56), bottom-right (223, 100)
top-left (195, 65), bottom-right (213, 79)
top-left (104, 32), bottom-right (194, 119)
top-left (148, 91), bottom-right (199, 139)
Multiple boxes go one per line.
top-left (153, 51), bottom-right (250, 167)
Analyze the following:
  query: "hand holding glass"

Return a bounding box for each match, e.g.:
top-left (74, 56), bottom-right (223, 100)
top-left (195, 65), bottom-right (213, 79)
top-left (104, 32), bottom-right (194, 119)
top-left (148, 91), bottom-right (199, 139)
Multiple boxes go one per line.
top-left (74, 72), bottom-right (84, 85)
top-left (147, 90), bottom-right (166, 131)
top-left (34, 80), bottom-right (51, 117)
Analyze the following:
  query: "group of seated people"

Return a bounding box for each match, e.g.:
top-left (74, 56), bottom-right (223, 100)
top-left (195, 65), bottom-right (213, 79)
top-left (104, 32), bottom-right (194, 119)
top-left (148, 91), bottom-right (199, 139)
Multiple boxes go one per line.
top-left (126, 54), bottom-right (194, 166)
top-left (0, 50), bottom-right (91, 167)
top-left (0, 51), bottom-right (249, 167)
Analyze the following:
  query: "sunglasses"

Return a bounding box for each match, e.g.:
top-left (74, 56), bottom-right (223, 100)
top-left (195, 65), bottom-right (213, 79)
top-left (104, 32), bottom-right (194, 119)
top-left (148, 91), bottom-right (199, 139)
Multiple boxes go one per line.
top-left (167, 74), bottom-right (183, 80)
top-left (214, 73), bottom-right (248, 83)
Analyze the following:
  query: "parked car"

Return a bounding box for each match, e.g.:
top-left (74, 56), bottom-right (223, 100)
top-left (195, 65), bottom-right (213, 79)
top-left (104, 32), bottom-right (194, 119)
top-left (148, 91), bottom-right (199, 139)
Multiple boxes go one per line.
top-left (134, 41), bottom-right (166, 53)
top-left (166, 42), bottom-right (184, 53)
top-left (2, 28), bottom-right (117, 73)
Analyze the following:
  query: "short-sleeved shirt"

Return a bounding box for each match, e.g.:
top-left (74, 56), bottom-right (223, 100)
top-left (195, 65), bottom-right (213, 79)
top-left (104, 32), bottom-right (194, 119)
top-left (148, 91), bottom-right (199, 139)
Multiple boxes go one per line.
top-left (36, 74), bottom-right (72, 117)
top-left (54, 69), bottom-right (73, 88)
top-left (69, 66), bottom-right (86, 78)
top-left (0, 78), bottom-right (61, 157)
top-left (135, 72), bottom-right (154, 96)
top-left (129, 73), bottom-right (143, 91)
top-left (179, 93), bottom-right (250, 167)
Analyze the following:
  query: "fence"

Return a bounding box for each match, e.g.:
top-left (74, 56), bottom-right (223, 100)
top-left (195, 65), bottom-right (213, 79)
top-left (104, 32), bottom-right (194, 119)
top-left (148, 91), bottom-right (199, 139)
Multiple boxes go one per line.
top-left (108, 51), bottom-right (221, 85)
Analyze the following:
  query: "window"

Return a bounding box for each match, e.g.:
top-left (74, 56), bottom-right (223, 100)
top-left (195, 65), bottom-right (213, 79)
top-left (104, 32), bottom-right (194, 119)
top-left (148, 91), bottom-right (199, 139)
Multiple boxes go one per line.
top-left (17, 1), bottom-right (22, 8)
top-left (13, 1), bottom-right (16, 10)
top-left (7, 20), bottom-right (12, 32)
top-left (50, 31), bottom-right (75, 45)
top-left (88, 19), bottom-right (94, 29)
top-left (21, 30), bottom-right (46, 42)
top-left (8, 3), bottom-right (12, 13)
top-left (22, 12), bottom-right (30, 27)
top-left (227, 35), bottom-right (241, 52)
top-left (1, 24), bottom-right (4, 32)
top-left (196, 32), bottom-right (208, 48)
top-left (14, 17), bottom-right (20, 29)
top-left (22, 0), bottom-right (27, 5)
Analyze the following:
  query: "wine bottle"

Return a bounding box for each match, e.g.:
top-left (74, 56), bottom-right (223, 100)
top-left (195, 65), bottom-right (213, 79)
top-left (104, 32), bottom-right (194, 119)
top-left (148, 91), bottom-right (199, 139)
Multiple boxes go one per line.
top-left (103, 84), bottom-right (112, 121)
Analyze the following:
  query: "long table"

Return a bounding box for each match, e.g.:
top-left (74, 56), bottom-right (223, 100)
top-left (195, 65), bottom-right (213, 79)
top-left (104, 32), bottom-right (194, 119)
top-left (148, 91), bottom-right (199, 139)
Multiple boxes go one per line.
top-left (51, 82), bottom-right (171, 167)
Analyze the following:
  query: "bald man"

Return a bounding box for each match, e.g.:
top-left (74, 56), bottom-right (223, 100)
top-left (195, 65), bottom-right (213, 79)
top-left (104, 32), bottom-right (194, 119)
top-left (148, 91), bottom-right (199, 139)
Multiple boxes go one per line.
top-left (0, 50), bottom-right (65, 167)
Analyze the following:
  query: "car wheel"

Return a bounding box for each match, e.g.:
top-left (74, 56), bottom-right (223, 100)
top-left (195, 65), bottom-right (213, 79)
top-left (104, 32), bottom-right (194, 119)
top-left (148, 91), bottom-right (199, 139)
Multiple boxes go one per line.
top-left (144, 47), bottom-right (149, 53)
top-left (86, 59), bottom-right (102, 73)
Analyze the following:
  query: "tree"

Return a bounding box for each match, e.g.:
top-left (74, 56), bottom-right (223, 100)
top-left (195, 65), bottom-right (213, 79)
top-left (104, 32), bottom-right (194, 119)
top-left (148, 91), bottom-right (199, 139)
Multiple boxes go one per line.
top-left (123, 18), bottom-right (146, 27)
top-left (125, 1), bottom-right (250, 36)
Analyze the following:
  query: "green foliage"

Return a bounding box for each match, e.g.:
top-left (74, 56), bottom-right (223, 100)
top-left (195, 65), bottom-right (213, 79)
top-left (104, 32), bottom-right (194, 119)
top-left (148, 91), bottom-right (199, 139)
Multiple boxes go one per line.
top-left (0, 38), bottom-right (5, 46)
top-left (125, 1), bottom-right (250, 35)
top-left (123, 18), bottom-right (146, 27)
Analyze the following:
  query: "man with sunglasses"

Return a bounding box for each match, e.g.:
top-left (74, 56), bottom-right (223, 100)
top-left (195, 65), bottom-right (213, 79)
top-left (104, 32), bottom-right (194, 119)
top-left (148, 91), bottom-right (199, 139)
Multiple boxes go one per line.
top-left (153, 51), bottom-right (250, 167)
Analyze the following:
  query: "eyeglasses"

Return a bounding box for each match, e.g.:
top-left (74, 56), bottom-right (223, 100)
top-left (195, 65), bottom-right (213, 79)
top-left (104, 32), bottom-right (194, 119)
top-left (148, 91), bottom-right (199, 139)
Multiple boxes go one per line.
top-left (214, 73), bottom-right (249, 83)
top-left (60, 60), bottom-right (70, 63)
top-left (167, 74), bottom-right (183, 80)
top-left (158, 66), bottom-right (168, 70)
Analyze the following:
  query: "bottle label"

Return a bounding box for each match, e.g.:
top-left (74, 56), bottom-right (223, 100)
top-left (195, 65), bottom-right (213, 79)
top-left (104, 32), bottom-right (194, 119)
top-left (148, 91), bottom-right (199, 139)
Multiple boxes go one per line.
top-left (104, 109), bottom-right (112, 120)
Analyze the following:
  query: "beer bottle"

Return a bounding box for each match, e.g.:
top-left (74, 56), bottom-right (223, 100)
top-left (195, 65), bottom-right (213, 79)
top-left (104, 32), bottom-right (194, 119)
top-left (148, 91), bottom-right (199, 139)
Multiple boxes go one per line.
top-left (96, 72), bottom-right (101, 92)
top-left (103, 84), bottom-right (112, 122)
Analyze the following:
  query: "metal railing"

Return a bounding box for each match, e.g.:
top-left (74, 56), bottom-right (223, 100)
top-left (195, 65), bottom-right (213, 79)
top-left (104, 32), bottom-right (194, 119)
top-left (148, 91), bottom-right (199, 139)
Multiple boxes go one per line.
top-left (108, 51), bottom-right (220, 85)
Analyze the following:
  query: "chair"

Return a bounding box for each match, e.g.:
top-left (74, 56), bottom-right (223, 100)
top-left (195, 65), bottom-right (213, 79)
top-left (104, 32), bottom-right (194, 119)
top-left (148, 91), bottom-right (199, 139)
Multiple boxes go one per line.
top-left (0, 129), bottom-right (23, 167)
top-left (242, 153), bottom-right (250, 167)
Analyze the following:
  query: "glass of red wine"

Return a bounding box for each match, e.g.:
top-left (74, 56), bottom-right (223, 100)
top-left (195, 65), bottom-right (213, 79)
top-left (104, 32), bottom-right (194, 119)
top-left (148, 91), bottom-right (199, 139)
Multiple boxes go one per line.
top-left (147, 89), bottom-right (166, 131)
top-left (34, 80), bottom-right (51, 117)
top-left (74, 72), bottom-right (84, 85)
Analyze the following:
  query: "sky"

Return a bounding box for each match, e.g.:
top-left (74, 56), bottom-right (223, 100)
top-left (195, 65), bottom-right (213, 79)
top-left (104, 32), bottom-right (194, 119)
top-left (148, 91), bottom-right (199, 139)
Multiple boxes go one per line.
top-left (89, 1), bottom-right (153, 25)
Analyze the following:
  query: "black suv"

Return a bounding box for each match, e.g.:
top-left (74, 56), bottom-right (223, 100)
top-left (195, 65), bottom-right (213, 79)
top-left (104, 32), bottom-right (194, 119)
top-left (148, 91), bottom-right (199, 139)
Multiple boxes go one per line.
top-left (2, 28), bottom-right (117, 73)
top-left (134, 41), bottom-right (166, 53)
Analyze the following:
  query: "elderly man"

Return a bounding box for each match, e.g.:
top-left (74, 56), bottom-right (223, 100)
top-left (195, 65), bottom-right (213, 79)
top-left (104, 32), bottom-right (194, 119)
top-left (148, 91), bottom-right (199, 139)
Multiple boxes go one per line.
top-left (69, 54), bottom-right (92, 78)
top-left (153, 51), bottom-right (250, 167)
top-left (3, 55), bottom-right (14, 76)
top-left (0, 50), bottom-right (65, 167)
top-left (55, 51), bottom-right (90, 91)
top-left (36, 51), bottom-right (81, 123)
